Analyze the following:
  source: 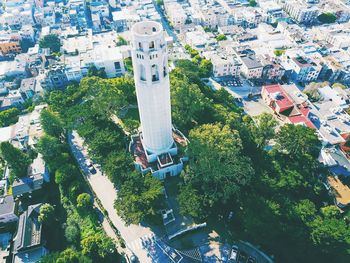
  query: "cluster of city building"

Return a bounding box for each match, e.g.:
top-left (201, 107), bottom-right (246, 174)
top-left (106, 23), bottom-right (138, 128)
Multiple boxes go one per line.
top-left (1, 0), bottom-right (350, 110)
top-left (164, 0), bottom-right (350, 85)
top-left (1, 0), bottom-right (350, 261)
top-left (261, 82), bottom-right (350, 210)
top-left (0, 104), bottom-right (49, 262)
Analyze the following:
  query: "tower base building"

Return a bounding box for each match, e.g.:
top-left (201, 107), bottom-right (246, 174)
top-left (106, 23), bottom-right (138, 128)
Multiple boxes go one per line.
top-left (129, 128), bottom-right (188, 179)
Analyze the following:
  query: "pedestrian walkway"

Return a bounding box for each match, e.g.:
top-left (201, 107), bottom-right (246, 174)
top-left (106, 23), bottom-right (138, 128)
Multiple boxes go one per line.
top-left (128, 233), bottom-right (155, 251)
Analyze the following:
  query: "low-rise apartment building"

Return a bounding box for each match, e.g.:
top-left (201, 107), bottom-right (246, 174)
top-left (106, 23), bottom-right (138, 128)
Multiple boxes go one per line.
top-left (283, 0), bottom-right (318, 24)
top-left (0, 38), bottom-right (21, 56)
top-left (203, 52), bottom-right (241, 77)
top-left (240, 55), bottom-right (263, 79)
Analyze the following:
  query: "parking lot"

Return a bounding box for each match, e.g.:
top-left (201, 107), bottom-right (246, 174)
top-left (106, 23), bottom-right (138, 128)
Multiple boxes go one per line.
top-left (213, 76), bottom-right (243, 88)
top-left (210, 77), bottom-right (262, 99)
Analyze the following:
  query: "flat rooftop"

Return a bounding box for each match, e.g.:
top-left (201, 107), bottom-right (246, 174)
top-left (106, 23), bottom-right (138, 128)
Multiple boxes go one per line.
top-left (328, 176), bottom-right (350, 207)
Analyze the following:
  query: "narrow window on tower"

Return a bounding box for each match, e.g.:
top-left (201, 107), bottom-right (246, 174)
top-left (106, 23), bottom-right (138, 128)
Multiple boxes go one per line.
top-left (140, 64), bottom-right (146, 81)
top-left (138, 42), bottom-right (142, 50)
top-left (149, 41), bottom-right (155, 49)
top-left (151, 65), bottom-right (159, 82)
top-left (163, 59), bottom-right (167, 77)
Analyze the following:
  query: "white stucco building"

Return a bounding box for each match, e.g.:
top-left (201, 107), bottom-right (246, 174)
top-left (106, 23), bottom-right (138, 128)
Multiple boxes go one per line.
top-left (130, 21), bottom-right (187, 179)
top-left (203, 51), bottom-right (241, 77)
top-left (164, 2), bottom-right (187, 30)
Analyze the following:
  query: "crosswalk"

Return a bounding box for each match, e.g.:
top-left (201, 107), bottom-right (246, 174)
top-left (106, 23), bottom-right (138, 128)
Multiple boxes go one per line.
top-left (127, 233), bottom-right (156, 252)
top-left (178, 248), bottom-right (202, 262)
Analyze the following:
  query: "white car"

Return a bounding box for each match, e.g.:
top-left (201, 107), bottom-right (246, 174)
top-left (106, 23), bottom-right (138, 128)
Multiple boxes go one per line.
top-left (86, 160), bottom-right (93, 167)
top-left (230, 245), bottom-right (239, 261)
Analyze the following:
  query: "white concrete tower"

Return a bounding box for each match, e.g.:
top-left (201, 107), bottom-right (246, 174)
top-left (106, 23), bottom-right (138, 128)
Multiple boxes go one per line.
top-left (131, 21), bottom-right (174, 160)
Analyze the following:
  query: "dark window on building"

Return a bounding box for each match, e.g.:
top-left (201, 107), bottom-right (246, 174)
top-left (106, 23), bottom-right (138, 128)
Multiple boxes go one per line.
top-left (151, 64), bottom-right (159, 82)
top-left (114, 62), bottom-right (121, 72)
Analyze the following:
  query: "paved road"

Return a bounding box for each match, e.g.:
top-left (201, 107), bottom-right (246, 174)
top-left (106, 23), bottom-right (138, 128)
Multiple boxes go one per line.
top-left (152, 1), bottom-right (179, 44)
top-left (68, 131), bottom-right (157, 262)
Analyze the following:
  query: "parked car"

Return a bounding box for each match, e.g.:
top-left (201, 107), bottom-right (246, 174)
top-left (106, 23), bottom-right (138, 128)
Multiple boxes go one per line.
top-left (247, 256), bottom-right (257, 263)
top-left (238, 251), bottom-right (248, 263)
top-left (89, 166), bottom-right (96, 174)
top-left (86, 160), bottom-right (93, 167)
top-left (130, 254), bottom-right (138, 262)
top-left (230, 245), bottom-right (239, 261)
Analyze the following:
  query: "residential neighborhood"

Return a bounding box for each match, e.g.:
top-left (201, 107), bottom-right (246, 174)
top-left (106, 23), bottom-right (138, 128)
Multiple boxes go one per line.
top-left (0, 0), bottom-right (350, 263)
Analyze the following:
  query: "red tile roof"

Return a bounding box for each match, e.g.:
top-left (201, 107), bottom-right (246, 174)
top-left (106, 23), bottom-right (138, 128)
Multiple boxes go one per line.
top-left (263, 84), bottom-right (294, 112)
top-left (264, 85), bottom-right (316, 129)
top-left (299, 106), bottom-right (310, 117)
top-left (288, 115), bottom-right (315, 129)
top-left (134, 140), bottom-right (149, 168)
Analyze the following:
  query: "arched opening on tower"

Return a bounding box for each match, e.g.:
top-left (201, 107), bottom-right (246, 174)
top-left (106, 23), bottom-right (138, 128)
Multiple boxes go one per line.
top-left (151, 65), bottom-right (159, 82)
top-left (149, 41), bottom-right (155, 49)
top-left (140, 64), bottom-right (146, 81)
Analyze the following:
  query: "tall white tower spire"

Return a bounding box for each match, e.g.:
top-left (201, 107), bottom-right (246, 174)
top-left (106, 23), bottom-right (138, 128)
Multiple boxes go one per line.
top-left (131, 21), bottom-right (174, 159)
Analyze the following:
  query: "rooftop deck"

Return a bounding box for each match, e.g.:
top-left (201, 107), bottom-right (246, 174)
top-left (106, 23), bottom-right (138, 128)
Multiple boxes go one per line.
top-left (328, 176), bottom-right (350, 208)
top-left (130, 129), bottom-right (188, 173)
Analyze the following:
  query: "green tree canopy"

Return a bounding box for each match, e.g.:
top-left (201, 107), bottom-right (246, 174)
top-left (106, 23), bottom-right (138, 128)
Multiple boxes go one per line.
top-left (177, 183), bottom-right (203, 219)
top-left (249, 0), bottom-right (257, 7)
top-left (275, 124), bottom-right (321, 163)
top-left (104, 151), bottom-right (134, 187)
top-left (79, 77), bottom-right (127, 116)
top-left (39, 248), bottom-right (92, 263)
top-left (318, 13), bottom-right (337, 24)
top-left (156, 0), bottom-right (164, 6)
top-left (81, 232), bottom-right (116, 260)
top-left (308, 210), bottom-right (350, 258)
top-left (116, 36), bottom-right (127, 46)
top-left (199, 59), bottom-right (213, 77)
top-left (65, 223), bottom-right (81, 245)
top-left (250, 113), bottom-right (278, 148)
top-left (215, 34), bottom-right (227, 41)
top-left (37, 135), bottom-right (64, 168)
top-left (170, 75), bottom-right (209, 131)
top-left (38, 203), bottom-right (55, 225)
top-left (0, 142), bottom-right (30, 178)
top-left (86, 129), bottom-right (125, 164)
top-left (87, 65), bottom-right (107, 78)
top-left (124, 57), bottom-right (133, 74)
top-left (274, 49), bottom-right (285, 57)
top-left (55, 164), bottom-right (78, 186)
top-left (39, 34), bottom-right (61, 53)
top-left (182, 124), bottom-right (254, 213)
top-left (0, 108), bottom-right (20, 127)
top-left (114, 172), bottom-right (164, 225)
top-left (77, 193), bottom-right (92, 210)
top-left (40, 109), bottom-right (64, 138)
